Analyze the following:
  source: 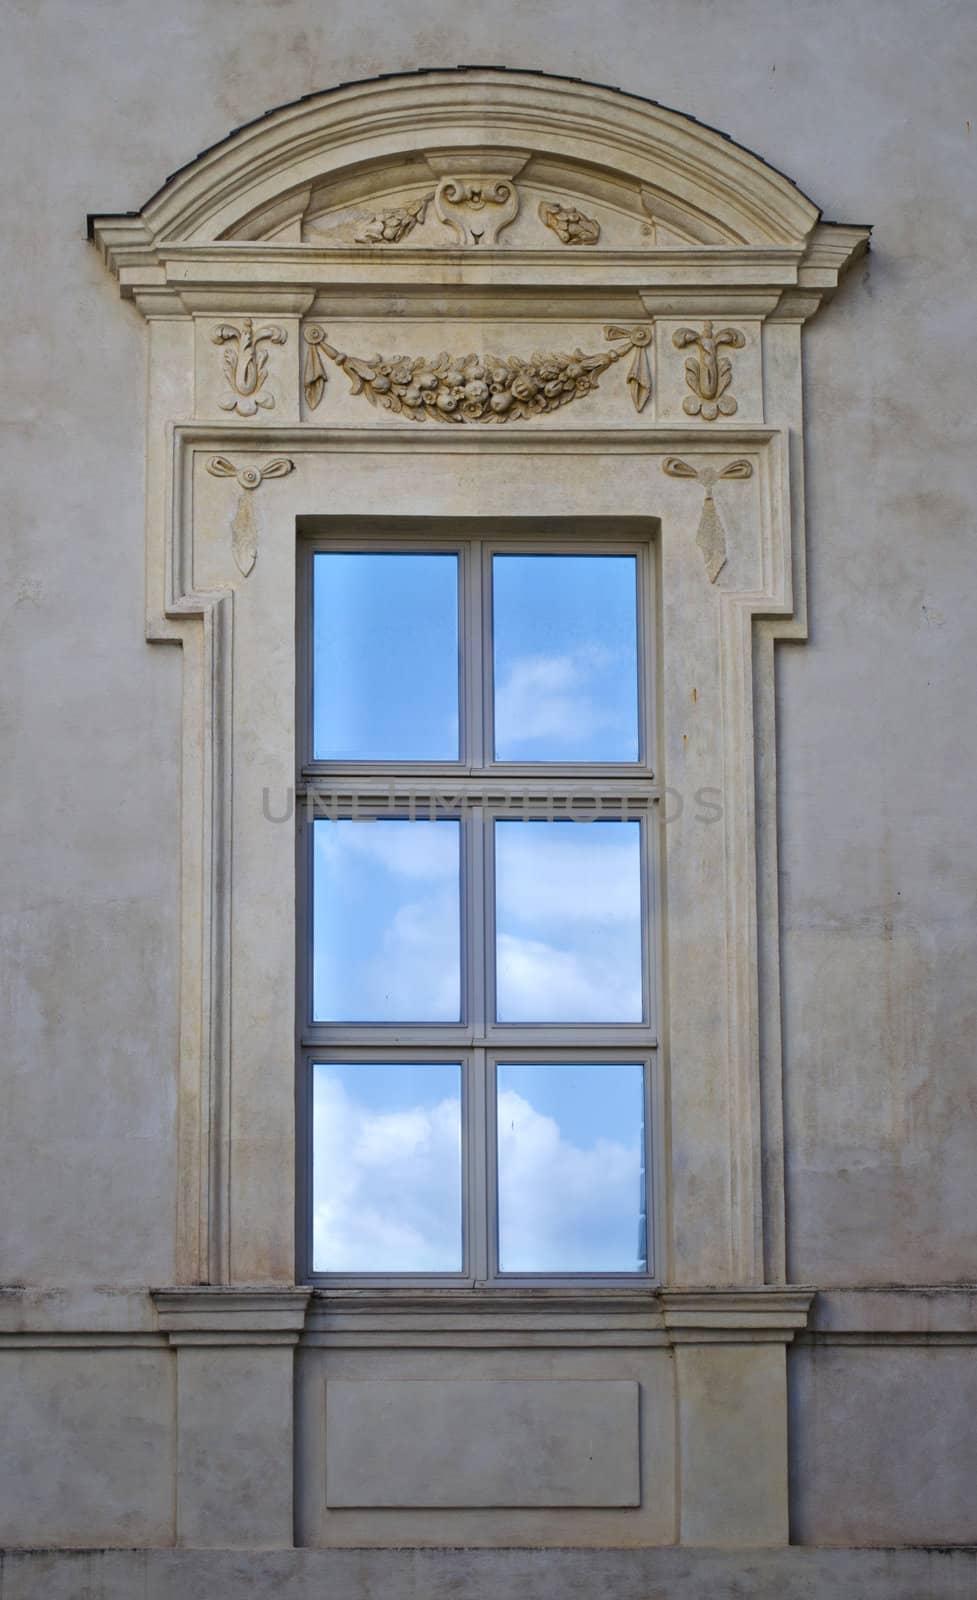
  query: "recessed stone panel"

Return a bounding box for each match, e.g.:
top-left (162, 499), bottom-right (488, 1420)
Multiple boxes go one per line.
top-left (324, 1378), bottom-right (640, 1508)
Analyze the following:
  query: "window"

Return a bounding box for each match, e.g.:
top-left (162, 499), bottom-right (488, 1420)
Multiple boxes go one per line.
top-left (297, 525), bottom-right (660, 1284)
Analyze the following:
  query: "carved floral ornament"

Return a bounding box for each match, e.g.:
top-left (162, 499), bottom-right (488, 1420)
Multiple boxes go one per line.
top-left (538, 200), bottom-right (600, 245)
top-left (662, 455), bottom-right (753, 582)
top-left (346, 182), bottom-right (600, 249)
top-left (211, 319), bottom-right (286, 415)
top-left (205, 455), bottom-right (294, 576)
top-left (673, 320), bottom-right (745, 420)
top-left (302, 324), bottom-right (652, 421)
top-left (354, 194), bottom-right (433, 244)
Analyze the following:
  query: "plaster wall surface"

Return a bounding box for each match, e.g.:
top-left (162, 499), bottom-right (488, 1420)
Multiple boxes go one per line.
top-left (2, 0), bottom-right (976, 1571)
top-left (790, 1341), bottom-right (977, 1545)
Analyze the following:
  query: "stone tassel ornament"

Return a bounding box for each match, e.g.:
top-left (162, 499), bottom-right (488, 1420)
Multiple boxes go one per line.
top-left (205, 456), bottom-right (295, 577)
top-left (662, 456), bottom-right (754, 582)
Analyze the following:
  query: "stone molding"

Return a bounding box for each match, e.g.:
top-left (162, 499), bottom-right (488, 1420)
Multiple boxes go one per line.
top-left (3, 1547), bottom-right (977, 1599)
top-left (305, 1286), bottom-right (813, 1348)
top-left (153, 1287), bottom-right (311, 1346)
top-left (10, 1285), bottom-right (977, 1347)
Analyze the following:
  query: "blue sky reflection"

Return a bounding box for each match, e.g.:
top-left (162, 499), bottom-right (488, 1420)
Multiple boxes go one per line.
top-left (312, 1062), bottom-right (463, 1272)
top-left (313, 552), bottom-right (459, 761)
top-left (497, 1063), bottom-right (646, 1272)
top-left (495, 820), bottom-right (644, 1022)
top-left (493, 554), bottom-right (639, 762)
top-left (313, 819), bottom-right (461, 1022)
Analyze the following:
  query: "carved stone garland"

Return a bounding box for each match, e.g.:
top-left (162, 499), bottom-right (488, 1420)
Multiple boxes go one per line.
top-left (302, 324), bottom-right (652, 421)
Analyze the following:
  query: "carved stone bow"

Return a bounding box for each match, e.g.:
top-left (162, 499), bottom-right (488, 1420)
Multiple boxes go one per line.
top-left (662, 456), bottom-right (753, 581)
top-left (205, 456), bottom-right (294, 576)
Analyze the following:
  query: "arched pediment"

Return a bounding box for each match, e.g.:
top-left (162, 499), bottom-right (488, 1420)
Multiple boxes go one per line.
top-left (92, 67), bottom-right (830, 263)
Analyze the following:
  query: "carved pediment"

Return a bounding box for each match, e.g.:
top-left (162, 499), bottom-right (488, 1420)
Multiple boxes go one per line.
top-left (90, 69), bottom-right (868, 325)
top-left (284, 149), bottom-right (714, 251)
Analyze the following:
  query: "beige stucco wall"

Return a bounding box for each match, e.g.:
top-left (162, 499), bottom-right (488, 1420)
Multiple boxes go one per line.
top-left (2, 0), bottom-right (975, 1578)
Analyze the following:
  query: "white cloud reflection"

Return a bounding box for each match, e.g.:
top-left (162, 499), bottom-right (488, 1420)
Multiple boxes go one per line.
top-left (313, 819), bottom-right (461, 1021)
top-left (495, 647), bottom-right (615, 741)
top-left (312, 1067), bottom-right (463, 1272)
top-left (312, 1069), bottom-right (644, 1276)
top-left (497, 1086), bottom-right (644, 1272)
top-left (495, 823), bottom-right (643, 1022)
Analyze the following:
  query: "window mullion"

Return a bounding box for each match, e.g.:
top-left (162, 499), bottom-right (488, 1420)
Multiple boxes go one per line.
top-left (469, 1046), bottom-right (490, 1282)
top-left (466, 537), bottom-right (485, 770)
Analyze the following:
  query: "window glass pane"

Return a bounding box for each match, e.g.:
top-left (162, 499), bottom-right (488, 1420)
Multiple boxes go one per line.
top-left (312, 1062), bottom-right (463, 1272)
top-left (492, 553), bottom-right (639, 762)
top-left (313, 818), bottom-right (461, 1022)
top-left (496, 1063), bottom-right (647, 1273)
top-left (313, 552), bottom-right (459, 761)
top-left (494, 820), bottom-right (643, 1022)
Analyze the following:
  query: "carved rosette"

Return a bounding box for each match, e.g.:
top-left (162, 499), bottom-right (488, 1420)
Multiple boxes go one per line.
top-left (301, 325), bottom-right (652, 420)
top-left (662, 456), bottom-right (753, 581)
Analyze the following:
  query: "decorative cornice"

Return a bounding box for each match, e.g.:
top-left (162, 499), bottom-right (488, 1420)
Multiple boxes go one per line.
top-left (152, 1287), bottom-right (311, 1346)
top-left (302, 324), bottom-right (652, 420)
top-left (659, 1288), bottom-right (814, 1343)
top-left (89, 70), bottom-right (823, 253)
top-left (302, 1286), bottom-right (814, 1348)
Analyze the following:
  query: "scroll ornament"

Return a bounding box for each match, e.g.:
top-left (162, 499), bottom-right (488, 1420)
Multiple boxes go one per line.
top-left (672, 320), bottom-right (745, 420)
top-left (205, 455), bottom-right (295, 577)
top-left (662, 456), bottom-right (753, 582)
top-left (434, 177), bottom-right (519, 246)
top-left (539, 200), bottom-right (601, 245)
top-left (211, 319), bottom-right (286, 416)
top-left (302, 325), bottom-right (652, 421)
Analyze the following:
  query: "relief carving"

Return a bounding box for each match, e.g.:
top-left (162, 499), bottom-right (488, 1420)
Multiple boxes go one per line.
top-left (303, 324), bottom-right (329, 411)
top-left (205, 455), bottom-right (295, 576)
top-left (539, 200), bottom-right (601, 245)
top-left (211, 319), bottom-right (287, 415)
top-left (354, 193), bottom-right (433, 244)
top-left (662, 456), bottom-right (753, 582)
top-left (672, 320), bottom-right (745, 420)
top-left (606, 323), bottom-right (652, 414)
top-left (301, 324), bottom-right (652, 421)
top-left (434, 177), bottom-right (519, 246)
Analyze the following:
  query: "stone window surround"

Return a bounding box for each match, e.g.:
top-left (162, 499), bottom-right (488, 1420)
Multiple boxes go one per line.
top-left (87, 67), bottom-right (871, 1548)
